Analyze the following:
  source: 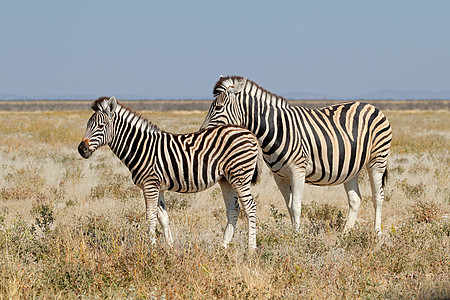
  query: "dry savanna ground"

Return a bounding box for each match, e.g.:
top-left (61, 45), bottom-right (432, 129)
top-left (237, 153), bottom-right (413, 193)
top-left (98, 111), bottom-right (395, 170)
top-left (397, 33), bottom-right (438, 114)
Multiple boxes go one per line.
top-left (0, 104), bottom-right (449, 299)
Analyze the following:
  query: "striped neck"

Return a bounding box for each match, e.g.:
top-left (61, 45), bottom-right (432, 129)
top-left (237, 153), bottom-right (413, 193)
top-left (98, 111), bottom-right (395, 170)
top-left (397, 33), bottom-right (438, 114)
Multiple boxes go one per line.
top-left (115, 103), bottom-right (160, 134)
top-left (241, 80), bottom-right (289, 110)
top-left (214, 76), bottom-right (289, 109)
top-left (109, 103), bottom-right (160, 163)
top-left (237, 79), bottom-right (288, 136)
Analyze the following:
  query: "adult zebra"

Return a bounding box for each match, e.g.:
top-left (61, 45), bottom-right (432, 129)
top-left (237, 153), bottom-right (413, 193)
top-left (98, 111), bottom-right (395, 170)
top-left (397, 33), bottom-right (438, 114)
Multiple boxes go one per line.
top-left (78, 96), bottom-right (262, 249)
top-left (200, 76), bottom-right (392, 235)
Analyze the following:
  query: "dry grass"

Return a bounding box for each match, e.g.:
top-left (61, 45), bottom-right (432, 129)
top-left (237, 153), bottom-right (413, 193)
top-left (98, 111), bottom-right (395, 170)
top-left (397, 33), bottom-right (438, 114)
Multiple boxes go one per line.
top-left (0, 108), bottom-right (449, 299)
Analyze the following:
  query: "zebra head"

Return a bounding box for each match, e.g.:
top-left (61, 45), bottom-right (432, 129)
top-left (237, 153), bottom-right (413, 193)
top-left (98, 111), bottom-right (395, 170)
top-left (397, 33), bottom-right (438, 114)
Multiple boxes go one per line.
top-left (78, 96), bottom-right (117, 159)
top-left (200, 76), bottom-right (247, 129)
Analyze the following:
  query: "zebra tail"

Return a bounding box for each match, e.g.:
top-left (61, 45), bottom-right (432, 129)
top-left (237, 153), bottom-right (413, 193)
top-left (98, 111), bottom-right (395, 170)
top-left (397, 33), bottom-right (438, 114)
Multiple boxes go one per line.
top-left (382, 168), bottom-right (388, 188)
top-left (251, 147), bottom-right (264, 185)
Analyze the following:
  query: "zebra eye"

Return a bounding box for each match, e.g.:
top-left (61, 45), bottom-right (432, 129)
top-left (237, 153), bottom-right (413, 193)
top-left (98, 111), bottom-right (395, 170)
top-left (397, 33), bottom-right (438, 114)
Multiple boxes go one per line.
top-left (98, 124), bottom-right (105, 129)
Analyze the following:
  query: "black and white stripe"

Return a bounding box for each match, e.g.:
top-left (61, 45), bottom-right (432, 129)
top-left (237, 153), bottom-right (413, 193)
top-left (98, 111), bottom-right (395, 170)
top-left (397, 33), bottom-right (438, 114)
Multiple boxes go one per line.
top-left (79, 96), bottom-right (262, 249)
top-left (201, 76), bottom-right (392, 234)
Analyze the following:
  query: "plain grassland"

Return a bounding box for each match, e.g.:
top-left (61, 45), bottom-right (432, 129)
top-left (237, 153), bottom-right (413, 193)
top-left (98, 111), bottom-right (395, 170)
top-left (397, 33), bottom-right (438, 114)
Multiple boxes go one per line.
top-left (0, 99), bottom-right (449, 112)
top-left (0, 102), bottom-right (449, 299)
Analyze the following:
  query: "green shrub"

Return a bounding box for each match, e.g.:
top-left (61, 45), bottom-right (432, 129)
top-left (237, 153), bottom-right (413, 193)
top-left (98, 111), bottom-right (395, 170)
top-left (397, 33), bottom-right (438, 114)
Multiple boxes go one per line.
top-left (399, 179), bottom-right (425, 200)
top-left (303, 202), bottom-right (344, 234)
top-left (31, 203), bottom-right (54, 233)
top-left (413, 201), bottom-right (441, 223)
top-left (339, 225), bottom-right (376, 251)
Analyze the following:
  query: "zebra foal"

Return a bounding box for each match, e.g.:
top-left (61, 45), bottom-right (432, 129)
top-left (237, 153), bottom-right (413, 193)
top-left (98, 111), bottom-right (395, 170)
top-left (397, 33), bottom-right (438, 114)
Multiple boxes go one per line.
top-left (78, 96), bottom-right (262, 249)
top-left (201, 76), bottom-right (392, 235)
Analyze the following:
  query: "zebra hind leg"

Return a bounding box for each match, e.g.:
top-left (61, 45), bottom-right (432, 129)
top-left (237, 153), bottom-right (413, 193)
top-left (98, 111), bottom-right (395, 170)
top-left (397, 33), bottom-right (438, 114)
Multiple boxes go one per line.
top-left (343, 175), bottom-right (361, 233)
top-left (237, 186), bottom-right (256, 250)
top-left (218, 180), bottom-right (239, 249)
top-left (367, 165), bottom-right (386, 235)
top-left (143, 185), bottom-right (160, 245)
top-left (234, 184), bottom-right (257, 250)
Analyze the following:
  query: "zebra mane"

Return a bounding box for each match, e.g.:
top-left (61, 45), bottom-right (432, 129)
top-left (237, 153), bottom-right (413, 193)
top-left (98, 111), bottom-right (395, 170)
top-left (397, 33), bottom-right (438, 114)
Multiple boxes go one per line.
top-left (213, 76), bottom-right (289, 109)
top-left (116, 103), bottom-right (160, 134)
top-left (91, 96), bottom-right (113, 112)
top-left (91, 97), bottom-right (160, 133)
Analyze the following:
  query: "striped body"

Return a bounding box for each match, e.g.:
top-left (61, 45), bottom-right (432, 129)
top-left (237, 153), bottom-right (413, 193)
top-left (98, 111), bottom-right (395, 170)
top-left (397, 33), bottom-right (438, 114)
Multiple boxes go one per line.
top-left (79, 97), bottom-right (261, 249)
top-left (110, 118), bottom-right (259, 193)
top-left (251, 102), bottom-right (391, 186)
top-left (201, 76), bottom-right (392, 234)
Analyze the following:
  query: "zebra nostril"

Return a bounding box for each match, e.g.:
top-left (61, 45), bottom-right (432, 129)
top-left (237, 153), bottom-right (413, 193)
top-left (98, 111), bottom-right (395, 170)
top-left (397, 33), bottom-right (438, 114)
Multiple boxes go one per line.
top-left (78, 141), bottom-right (91, 158)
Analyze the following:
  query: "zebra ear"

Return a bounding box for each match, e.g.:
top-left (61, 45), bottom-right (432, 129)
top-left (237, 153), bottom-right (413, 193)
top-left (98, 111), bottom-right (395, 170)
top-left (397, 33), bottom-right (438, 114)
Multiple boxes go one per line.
top-left (107, 96), bottom-right (117, 117)
top-left (237, 77), bottom-right (248, 92)
top-left (228, 77), bottom-right (247, 94)
top-left (215, 93), bottom-right (226, 107)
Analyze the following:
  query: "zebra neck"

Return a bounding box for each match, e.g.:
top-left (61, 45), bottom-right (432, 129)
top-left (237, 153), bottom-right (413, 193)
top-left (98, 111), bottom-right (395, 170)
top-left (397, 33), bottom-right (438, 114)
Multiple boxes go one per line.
top-left (242, 92), bottom-right (286, 144)
top-left (108, 105), bottom-right (160, 165)
top-left (243, 82), bottom-right (289, 110)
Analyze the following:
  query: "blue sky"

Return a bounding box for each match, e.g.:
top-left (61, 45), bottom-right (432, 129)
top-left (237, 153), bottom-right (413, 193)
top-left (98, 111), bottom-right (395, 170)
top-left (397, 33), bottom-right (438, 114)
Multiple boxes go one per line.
top-left (1, 1), bottom-right (449, 99)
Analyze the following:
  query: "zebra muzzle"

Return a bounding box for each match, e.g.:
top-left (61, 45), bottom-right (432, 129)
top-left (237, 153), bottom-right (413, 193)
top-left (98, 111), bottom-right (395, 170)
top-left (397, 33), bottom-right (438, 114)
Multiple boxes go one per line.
top-left (78, 139), bottom-right (92, 159)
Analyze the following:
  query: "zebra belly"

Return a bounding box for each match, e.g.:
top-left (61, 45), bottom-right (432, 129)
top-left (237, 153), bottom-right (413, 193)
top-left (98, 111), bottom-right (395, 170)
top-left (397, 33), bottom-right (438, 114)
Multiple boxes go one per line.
top-left (157, 165), bottom-right (223, 193)
top-left (305, 166), bottom-right (360, 186)
top-left (267, 159), bottom-right (362, 185)
top-left (304, 152), bottom-right (369, 186)
top-left (159, 175), bottom-right (221, 193)
top-left (266, 150), bottom-right (369, 186)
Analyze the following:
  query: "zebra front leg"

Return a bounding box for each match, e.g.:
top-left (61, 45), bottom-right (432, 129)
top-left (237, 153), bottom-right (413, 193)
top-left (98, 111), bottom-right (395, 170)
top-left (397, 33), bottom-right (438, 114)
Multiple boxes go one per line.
top-left (273, 175), bottom-right (294, 225)
top-left (368, 166), bottom-right (386, 235)
top-left (218, 180), bottom-right (239, 248)
top-left (157, 192), bottom-right (174, 246)
top-left (343, 175), bottom-right (361, 232)
top-left (274, 168), bottom-right (305, 230)
top-left (143, 184), bottom-right (160, 245)
top-left (290, 168), bottom-right (306, 230)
